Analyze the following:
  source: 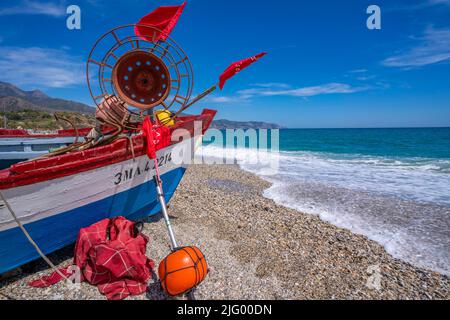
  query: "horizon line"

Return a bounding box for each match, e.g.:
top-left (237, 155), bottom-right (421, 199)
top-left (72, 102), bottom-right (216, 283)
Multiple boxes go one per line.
top-left (281, 126), bottom-right (450, 130)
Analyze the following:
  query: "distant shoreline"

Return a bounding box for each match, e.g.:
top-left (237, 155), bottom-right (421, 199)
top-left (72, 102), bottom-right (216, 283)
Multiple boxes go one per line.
top-left (280, 126), bottom-right (450, 130)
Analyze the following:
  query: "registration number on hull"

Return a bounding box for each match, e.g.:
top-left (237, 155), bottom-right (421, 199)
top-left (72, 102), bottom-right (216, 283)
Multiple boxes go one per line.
top-left (114, 153), bottom-right (172, 185)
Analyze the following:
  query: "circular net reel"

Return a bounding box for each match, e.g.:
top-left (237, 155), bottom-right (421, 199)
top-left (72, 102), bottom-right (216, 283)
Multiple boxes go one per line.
top-left (87, 24), bottom-right (194, 128)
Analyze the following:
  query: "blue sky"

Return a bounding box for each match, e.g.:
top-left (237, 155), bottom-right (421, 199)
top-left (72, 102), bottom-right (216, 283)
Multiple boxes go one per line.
top-left (0, 0), bottom-right (449, 128)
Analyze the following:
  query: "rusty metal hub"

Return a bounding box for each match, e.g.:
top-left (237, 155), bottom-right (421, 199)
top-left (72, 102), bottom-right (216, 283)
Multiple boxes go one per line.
top-left (112, 50), bottom-right (171, 109)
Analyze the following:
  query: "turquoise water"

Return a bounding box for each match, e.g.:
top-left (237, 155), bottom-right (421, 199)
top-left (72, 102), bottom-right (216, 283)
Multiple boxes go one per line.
top-left (201, 127), bottom-right (450, 275)
top-left (279, 127), bottom-right (450, 159)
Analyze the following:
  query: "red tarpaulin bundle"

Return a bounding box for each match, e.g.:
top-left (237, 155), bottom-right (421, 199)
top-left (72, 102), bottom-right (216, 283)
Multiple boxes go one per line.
top-left (29, 217), bottom-right (154, 300)
top-left (219, 52), bottom-right (267, 89)
top-left (135, 2), bottom-right (186, 42)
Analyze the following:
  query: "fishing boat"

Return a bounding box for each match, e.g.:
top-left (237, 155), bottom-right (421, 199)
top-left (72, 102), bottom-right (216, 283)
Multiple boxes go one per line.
top-left (0, 128), bottom-right (92, 169)
top-left (0, 17), bottom-right (216, 274)
top-left (0, 8), bottom-right (264, 275)
top-left (0, 110), bottom-right (215, 274)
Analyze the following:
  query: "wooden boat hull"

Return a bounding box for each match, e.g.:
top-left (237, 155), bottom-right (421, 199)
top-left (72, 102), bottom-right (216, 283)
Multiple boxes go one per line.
top-left (0, 128), bottom-right (95, 170)
top-left (0, 136), bottom-right (77, 169)
top-left (0, 110), bottom-right (216, 274)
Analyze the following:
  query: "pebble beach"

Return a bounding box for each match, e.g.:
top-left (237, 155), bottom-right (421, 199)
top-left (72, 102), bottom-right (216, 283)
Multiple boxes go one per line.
top-left (1, 164), bottom-right (449, 300)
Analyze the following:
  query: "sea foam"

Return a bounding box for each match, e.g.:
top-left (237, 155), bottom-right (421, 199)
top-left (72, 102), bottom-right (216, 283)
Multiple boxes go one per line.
top-left (199, 145), bottom-right (450, 275)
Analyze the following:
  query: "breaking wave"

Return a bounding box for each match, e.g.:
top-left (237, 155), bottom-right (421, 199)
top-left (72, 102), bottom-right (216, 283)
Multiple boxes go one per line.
top-left (199, 144), bottom-right (450, 275)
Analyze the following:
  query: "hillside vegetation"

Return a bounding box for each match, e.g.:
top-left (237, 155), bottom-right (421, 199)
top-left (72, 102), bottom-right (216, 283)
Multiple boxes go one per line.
top-left (0, 109), bottom-right (96, 131)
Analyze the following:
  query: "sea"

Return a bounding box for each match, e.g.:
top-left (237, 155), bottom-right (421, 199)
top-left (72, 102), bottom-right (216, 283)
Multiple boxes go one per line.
top-left (200, 127), bottom-right (450, 276)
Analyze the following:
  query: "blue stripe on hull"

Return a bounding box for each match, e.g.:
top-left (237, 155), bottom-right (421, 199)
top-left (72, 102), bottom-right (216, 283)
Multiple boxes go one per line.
top-left (0, 167), bottom-right (186, 274)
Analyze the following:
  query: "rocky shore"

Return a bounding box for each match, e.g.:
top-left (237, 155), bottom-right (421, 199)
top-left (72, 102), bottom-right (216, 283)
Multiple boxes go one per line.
top-left (1, 165), bottom-right (449, 300)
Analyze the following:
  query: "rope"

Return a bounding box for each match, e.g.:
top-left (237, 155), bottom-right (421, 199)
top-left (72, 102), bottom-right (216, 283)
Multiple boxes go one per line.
top-left (54, 113), bottom-right (80, 144)
top-left (0, 190), bottom-right (70, 283)
top-left (125, 134), bottom-right (136, 162)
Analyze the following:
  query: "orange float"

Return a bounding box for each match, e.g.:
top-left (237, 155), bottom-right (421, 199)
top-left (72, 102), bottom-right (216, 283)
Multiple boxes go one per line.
top-left (158, 246), bottom-right (208, 296)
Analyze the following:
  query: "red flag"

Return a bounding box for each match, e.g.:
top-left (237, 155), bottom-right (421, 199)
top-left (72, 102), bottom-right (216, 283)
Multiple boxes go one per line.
top-left (142, 116), bottom-right (157, 159)
top-left (219, 52), bottom-right (266, 90)
top-left (135, 2), bottom-right (186, 42)
top-left (142, 116), bottom-right (171, 160)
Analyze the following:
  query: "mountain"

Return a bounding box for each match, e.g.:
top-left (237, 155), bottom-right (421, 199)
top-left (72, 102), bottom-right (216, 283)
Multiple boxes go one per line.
top-left (0, 96), bottom-right (47, 112)
top-left (0, 81), bottom-right (282, 130)
top-left (0, 81), bottom-right (95, 114)
top-left (210, 119), bottom-right (283, 129)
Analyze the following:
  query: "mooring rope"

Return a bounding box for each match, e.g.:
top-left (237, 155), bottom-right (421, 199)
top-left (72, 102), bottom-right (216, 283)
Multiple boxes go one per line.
top-left (125, 135), bottom-right (136, 162)
top-left (0, 191), bottom-right (70, 283)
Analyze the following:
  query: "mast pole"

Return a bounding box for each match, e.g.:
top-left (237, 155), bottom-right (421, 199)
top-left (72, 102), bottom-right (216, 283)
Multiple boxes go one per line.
top-left (173, 84), bottom-right (218, 118)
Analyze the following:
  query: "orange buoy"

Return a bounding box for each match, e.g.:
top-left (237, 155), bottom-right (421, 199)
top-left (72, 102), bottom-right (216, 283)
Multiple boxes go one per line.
top-left (158, 246), bottom-right (208, 296)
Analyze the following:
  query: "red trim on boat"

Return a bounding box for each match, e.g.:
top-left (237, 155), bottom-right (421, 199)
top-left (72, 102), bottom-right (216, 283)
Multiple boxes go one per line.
top-left (0, 126), bottom-right (116, 139)
top-left (0, 129), bottom-right (30, 136)
top-left (0, 109), bottom-right (216, 189)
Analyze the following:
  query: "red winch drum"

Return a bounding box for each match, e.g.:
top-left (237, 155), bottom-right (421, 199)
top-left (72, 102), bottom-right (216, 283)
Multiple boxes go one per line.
top-left (112, 50), bottom-right (171, 110)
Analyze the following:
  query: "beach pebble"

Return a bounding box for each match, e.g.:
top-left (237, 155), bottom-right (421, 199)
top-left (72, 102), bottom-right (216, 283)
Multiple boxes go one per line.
top-left (0, 165), bottom-right (448, 300)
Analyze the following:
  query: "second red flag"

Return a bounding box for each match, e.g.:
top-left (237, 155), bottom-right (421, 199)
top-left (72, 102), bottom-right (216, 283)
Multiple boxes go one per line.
top-left (219, 52), bottom-right (267, 90)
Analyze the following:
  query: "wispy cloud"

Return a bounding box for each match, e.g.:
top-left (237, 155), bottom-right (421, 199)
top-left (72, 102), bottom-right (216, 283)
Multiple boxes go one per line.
top-left (207, 82), bottom-right (368, 103)
top-left (349, 69), bottom-right (368, 74)
top-left (207, 96), bottom-right (240, 103)
top-left (427, 0), bottom-right (450, 6)
top-left (387, 0), bottom-right (450, 11)
top-left (0, 0), bottom-right (66, 17)
top-left (237, 82), bottom-right (367, 98)
top-left (356, 75), bottom-right (376, 81)
top-left (382, 27), bottom-right (450, 68)
top-left (85, 0), bottom-right (104, 7)
top-left (250, 82), bottom-right (292, 89)
top-left (0, 46), bottom-right (84, 88)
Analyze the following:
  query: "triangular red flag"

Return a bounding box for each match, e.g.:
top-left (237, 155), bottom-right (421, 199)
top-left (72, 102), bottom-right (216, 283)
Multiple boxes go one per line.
top-left (135, 2), bottom-right (186, 42)
top-left (142, 116), bottom-right (157, 159)
top-left (219, 52), bottom-right (266, 90)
